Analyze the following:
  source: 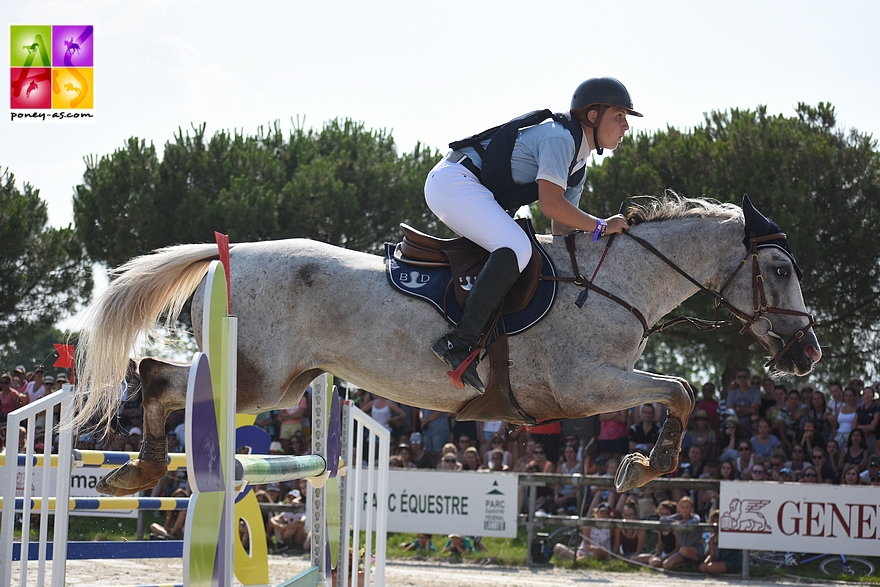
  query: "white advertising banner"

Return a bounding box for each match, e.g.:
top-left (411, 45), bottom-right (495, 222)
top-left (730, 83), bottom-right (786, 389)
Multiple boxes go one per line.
top-left (354, 470), bottom-right (519, 538)
top-left (719, 480), bottom-right (880, 557)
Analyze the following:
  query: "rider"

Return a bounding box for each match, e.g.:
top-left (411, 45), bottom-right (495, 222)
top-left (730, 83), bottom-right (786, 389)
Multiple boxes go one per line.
top-left (425, 77), bottom-right (641, 393)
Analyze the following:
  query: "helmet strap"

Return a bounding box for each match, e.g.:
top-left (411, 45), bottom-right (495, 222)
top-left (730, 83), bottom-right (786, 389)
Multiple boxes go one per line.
top-left (587, 104), bottom-right (609, 155)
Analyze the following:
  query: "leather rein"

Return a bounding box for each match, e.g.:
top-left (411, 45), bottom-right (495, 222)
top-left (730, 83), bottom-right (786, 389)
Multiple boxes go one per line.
top-left (542, 230), bottom-right (814, 371)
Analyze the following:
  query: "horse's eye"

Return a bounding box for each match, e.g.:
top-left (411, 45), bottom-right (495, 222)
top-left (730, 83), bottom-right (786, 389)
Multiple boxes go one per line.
top-left (777, 267), bottom-right (789, 277)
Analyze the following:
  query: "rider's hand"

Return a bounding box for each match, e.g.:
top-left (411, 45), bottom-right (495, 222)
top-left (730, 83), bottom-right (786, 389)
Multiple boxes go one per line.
top-left (604, 214), bottom-right (630, 235)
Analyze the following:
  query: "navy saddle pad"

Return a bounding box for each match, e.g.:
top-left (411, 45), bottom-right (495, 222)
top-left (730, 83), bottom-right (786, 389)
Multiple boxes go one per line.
top-left (384, 237), bottom-right (558, 336)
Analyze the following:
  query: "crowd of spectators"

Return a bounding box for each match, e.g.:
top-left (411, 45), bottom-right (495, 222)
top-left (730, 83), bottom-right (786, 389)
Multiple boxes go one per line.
top-left (4, 361), bottom-right (879, 560)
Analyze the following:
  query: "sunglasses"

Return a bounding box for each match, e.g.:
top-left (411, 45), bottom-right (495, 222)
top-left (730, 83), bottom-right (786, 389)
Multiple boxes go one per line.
top-left (443, 458), bottom-right (455, 463)
top-left (533, 451), bottom-right (544, 455)
top-left (812, 455), bottom-right (824, 460)
top-left (738, 446), bottom-right (751, 451)
top-left (804, 472), bottom-right (817, 478)
top-left (752, 469), bottom-right (765, 475)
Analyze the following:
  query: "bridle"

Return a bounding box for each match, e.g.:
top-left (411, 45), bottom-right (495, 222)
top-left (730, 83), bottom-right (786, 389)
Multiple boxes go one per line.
top-left (546, 230), bottom-right (814, 371)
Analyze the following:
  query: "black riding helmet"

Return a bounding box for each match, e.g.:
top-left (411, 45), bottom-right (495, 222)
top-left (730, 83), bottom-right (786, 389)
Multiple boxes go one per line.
top-left (571, 77), bottom-right (642, 154)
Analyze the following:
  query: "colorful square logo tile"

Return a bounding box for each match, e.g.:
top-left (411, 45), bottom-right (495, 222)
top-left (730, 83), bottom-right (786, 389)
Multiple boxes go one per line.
top-left (52, 67), bottom-right (94, 109)
top-left (10, 25), bottom-right (52, 67)
top-left (10, 67), bottom-right (51, 108)
top-left (52, 25), bottom-right (94, 67)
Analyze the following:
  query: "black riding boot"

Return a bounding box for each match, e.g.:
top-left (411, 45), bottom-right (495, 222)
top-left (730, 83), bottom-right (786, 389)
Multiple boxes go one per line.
top-left (432, 247), bottom-right (521, 393)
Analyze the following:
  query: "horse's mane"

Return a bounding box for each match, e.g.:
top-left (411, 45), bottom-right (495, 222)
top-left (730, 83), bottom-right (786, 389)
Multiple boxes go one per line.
top-left (626, 192), bottom-right (742, 224)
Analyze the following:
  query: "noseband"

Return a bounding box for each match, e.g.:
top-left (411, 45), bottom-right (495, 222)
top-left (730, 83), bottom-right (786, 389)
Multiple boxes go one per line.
top-left (551, 231), bottom-right (814, 371)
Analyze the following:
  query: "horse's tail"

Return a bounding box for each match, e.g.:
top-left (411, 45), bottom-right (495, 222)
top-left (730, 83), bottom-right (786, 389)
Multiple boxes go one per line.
top-left (72, 243), bottom-right (219, 435)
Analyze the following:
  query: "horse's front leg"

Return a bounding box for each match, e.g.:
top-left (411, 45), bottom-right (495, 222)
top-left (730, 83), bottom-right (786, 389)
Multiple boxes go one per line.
top-left (96, 358), bottom-right (189, 496)
top-left (582, 368), bottom-right (694, 493)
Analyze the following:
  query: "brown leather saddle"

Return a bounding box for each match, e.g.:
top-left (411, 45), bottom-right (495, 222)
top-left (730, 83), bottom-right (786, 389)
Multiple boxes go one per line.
top-left (396, 217), bottom-right (543, 317)
top-left (393, 218), bottom-right (544, 425)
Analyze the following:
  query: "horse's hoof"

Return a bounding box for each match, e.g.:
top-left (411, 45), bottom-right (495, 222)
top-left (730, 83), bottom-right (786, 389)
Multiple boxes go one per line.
top-left (615, 452), bottom-right (653, 493)
top-left (650, 417), bottom-right (683, 473)
top-left (96, 459), bottom-right (168, 496)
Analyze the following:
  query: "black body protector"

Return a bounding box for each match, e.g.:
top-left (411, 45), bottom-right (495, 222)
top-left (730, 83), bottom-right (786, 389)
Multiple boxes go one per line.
top-left (449, 110), bottom-right (586, 213)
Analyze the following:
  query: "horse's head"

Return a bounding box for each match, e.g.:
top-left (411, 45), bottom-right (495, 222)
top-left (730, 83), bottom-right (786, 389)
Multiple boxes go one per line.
top-left (721, 195), bottom-right (821, 376)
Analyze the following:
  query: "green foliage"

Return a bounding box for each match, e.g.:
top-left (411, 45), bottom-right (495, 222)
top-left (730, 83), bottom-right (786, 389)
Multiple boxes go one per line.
top-left (2, 324), bottom-right (65, 374)
top-left (74, 119), bottom-right (445, 268)
top-left (0, 170), bottom-right (92, 359)
top-left (582, 103), bottom-right (880, 384)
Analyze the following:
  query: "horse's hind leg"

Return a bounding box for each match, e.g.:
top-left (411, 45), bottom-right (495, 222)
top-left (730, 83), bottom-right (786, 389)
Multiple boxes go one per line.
top-left (96, 358), bottom-right (189, 496)
top-left (607, 370), bottom-right (694, 493)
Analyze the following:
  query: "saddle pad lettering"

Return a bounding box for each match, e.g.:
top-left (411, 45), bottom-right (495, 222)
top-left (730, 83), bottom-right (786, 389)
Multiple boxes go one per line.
top-left (384, 243), bottom-right (558, 336)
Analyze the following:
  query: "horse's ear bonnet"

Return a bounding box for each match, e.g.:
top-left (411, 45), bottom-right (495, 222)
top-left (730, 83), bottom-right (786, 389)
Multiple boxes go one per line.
top-left (742, 194), bottom-right (803, 280)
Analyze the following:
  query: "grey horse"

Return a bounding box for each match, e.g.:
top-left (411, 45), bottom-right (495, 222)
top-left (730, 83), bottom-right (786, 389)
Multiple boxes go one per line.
top-left (73, 195), bottom-right (821, 496)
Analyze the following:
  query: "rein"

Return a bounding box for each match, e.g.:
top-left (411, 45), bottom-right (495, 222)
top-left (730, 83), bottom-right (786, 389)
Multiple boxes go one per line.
top-left (542, 229), bottom-right (814, 371)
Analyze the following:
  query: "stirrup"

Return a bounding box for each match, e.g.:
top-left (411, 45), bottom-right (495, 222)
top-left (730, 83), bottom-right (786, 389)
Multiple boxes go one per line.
top-left (431, 335), bottom-right (486, 393)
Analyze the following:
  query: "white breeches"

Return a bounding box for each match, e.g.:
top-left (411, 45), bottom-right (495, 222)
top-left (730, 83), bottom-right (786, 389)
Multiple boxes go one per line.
top-left (424, 158), bottom-right (532, 272)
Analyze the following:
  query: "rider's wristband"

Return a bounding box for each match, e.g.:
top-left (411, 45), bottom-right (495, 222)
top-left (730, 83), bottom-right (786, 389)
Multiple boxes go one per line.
top-left (593, 219), bottom-right (607, 242)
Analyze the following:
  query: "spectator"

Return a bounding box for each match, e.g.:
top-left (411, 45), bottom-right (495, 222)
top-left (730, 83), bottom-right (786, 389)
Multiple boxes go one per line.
top-left (288, 430), bottom-right (309, 456)
top-left (598, 409), bottom-right (628, 461)
top-left (841, 463), bottom-right (863, 486)
top-left (839, 428), bottom-right (869, 472)
top-left (394, 443), bottom-right (417, 469)
top-left (717, 416), bottom-right (743, 464)
top-left (859, 455), bottom-right (880, 483)
top-left (806, 389), bottom-right (833, 441)
top-left (746, 463), bottom-right (767, 481)
top-left (810, 447), bottom-right (837, 484)
top-left (529, 443), bottom-right (555, 474)
top-left (687, 409), bottom-right (716, 460)
top-left (750, 418), bottom-right (781, 462)
top-left (660, 496), bottom-right (704, 571)
top-left (400, 533), bottom-right (436, 553)
top-left (718, 459), bottom-right (739, 481)
top-left (684, 446), bottom-right (705, 478)
top-left (613, 499), bottom-right (646, 560)
top-left (438, 452), bottom-right (462, 471)
top-left (699, 510), bottom-right (741, 575)
top-left (777, 389), bottom-right (807, 453)
top-left (529, 419), bottom-right (562, 465)
top-left (832, 387), bottom-right (859, 447)
top-left (418, 409), bottom-right (451, 466)
top-left (827, 382), bottom-right (845, 418)
top-left (633, 500), bottom-right (677, 567)
top-left (554, 503), bottom-right (612, 561)
top-left (278, 389), bottom-right (309, 439)
top-left (695, 382), bottom-right (719, 431)
top-left (461, 446), bottom-right (482, 471)
top-left (856, 386), bottom-right (880, 454)
top-left (512, 440), bottom-right (536, 472)
top-left (825, 439), bottom-right (842, 479)
top-left (441, 533), bottom-right (475, 556)
top-left (269, 441), bottom-right (284, 455)
top-left (477, 419), bottom-right (506, 453)
top-left (21, 366), bottom-right (45, 404)
top-left (727, 368), bottom-right (762, 433)
top-left (797, 419), bottom-right (824, 455)
top-left (363, 394), bottom-right (406, 438)
top-left (800, 465), bottom-right (818, 483)
top-left (552, 444), bottom-right (581, 514)
top-left (408, 432), bottom-right (434, 469)
top-left (484, 434), bottom-right (512, 468)
top-left (267, 509), bottom-right (309, 553)
top-left (1, 372), bottom-right (26, 421)
top-left (149, 487), bottom-right (189, 539)
top-left (455, 434), bottom-right (476, 463)
top-left (482, 448), bottom-right (509, 472)
top-left (628, 403), bottom-right (660, 454)
top-left (785, 445), bottom-right (809, 479)
top-left (765, 449), bottom-right (787, 481)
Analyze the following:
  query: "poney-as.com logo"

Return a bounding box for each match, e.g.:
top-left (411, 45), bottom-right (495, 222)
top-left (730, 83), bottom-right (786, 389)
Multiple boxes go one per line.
top-left (9, 24), bottom-right (94, 122)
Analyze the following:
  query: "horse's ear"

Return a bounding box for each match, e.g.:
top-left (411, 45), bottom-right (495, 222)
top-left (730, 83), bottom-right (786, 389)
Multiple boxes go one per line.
top-left (742, 194), bottom-right (771, 236)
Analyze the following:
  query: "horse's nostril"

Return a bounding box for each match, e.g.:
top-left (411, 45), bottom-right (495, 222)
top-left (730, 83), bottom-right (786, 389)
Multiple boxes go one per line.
top-left (805, 345), bottom-right (822, 364)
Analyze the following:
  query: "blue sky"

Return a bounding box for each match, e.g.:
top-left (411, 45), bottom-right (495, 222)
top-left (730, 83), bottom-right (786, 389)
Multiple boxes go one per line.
top-left (4, 1), bottom-right (879, 229)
